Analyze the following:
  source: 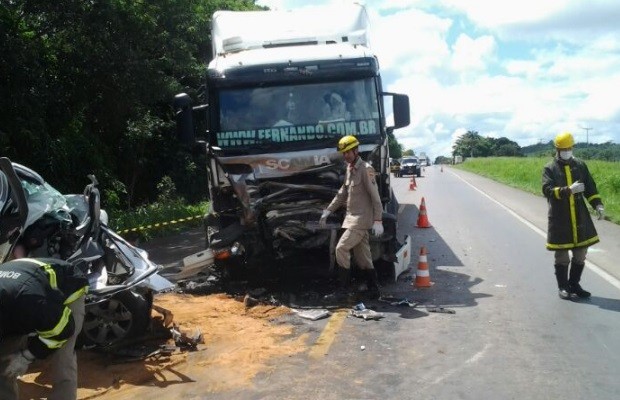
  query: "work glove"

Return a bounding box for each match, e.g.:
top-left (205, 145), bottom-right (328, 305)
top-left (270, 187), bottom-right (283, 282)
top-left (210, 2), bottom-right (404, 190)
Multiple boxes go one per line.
top-left (319, 210), bottom-right (331, 228)
top-left (2, 349), bottom-right (35, 379)
top-left (596, 205), bottom-right (605, 220)
top-left (569, 181), bottom-right (584, 194)
top-left (372, 221), bottom-right (384, 236)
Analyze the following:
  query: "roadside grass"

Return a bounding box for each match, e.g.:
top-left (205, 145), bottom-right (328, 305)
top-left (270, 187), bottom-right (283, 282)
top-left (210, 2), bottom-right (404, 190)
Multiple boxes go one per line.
top-left (108, 200), bottom-right (209, 241)
top-left (453, 157), bottom-right (620, 225)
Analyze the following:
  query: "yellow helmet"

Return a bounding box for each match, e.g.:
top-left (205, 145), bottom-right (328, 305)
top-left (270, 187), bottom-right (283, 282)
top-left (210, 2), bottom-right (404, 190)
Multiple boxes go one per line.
top-left (337, 135), bottom-right (359, 153)
top-left (554, 132), bottom-right (574, 149)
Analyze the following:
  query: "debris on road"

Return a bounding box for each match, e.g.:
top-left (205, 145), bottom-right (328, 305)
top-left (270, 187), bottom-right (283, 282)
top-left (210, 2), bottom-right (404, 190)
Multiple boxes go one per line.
top-left (170, 323), bottom-right (204, 350)
top-left (293, 309), bottom-right (331, 320)
top-left (350, 308), bottom-right (385, 321)
top-left (378, 296), bottom-right (419, 307)
top-left (426, 306), bottom-right (456, 314)
top-left (244, 293), bottom-right (260, 308)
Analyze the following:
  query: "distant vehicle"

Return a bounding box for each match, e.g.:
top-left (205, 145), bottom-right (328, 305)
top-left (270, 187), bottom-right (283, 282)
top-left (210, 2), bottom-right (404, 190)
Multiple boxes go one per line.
top-left (397, 157), bottom-right (421, 177)
top-left (420, 159), bottom-right (427, 167)
top-left (389, 158), bottom-right (400, 174)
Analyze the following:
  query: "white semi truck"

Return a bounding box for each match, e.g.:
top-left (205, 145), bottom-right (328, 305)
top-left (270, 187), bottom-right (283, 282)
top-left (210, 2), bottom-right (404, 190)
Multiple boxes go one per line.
top-left (174, 4), bottom-right (411, 281)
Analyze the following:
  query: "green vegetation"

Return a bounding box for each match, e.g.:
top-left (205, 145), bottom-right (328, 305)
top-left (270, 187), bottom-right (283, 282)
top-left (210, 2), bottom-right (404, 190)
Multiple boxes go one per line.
top-left (522, 141), bottom-right (620, 161)
top-left (110, 200), bottom-right (209, 242)
top-left (454, 157), bottom-right (620, 225)
top-left (108, 175), bottom-right (209, 240)
top-left (452, 131), bottom-right (523, 158)
top-left (1, 0), bottom-right (261, 212)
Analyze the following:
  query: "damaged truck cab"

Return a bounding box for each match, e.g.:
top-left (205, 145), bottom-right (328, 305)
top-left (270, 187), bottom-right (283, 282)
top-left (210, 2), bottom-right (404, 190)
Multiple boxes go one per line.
top-left (174, 4), bottom-right (411, 280)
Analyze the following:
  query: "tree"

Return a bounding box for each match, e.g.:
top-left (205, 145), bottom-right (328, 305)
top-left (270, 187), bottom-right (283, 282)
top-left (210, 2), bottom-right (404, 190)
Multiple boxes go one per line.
top-left (388, 133), bottom-right (403, 159)
top-left (0, 0), bottom-right (261, 208)
top-left (453, 131), bottom-right (523, 159)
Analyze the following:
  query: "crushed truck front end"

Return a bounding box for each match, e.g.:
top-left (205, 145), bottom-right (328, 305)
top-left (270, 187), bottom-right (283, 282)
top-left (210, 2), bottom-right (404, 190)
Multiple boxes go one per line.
top-left (175, 4), bottom-right (410, 280)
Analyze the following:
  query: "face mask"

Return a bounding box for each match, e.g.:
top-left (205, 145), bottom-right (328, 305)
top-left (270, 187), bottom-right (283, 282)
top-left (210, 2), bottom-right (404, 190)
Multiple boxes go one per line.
top-left (559, 150), bottom-right (573, 160)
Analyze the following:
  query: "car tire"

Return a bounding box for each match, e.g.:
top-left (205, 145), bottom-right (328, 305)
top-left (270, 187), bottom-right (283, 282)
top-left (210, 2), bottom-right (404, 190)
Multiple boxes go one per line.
top-left (78, 290), bottom-right (150, 347)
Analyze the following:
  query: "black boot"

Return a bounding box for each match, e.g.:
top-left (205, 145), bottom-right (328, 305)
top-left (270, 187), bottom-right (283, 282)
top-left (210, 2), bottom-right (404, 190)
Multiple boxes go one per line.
top-left (554, 264), bottom-right (570, 300)
top-left (365, 269), bottom-right (381, 300)
top-left (333, 267), bottom-right (351, 300)
top-left (569, 262), bottom-right (591, 298)
top-left (337, 266), bottom-right (351, 288)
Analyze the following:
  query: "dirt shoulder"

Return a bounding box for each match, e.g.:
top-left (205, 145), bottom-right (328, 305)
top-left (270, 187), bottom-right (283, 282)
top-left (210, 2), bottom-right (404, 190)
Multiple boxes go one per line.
top-left (19, 292), bottom-right (309, 399)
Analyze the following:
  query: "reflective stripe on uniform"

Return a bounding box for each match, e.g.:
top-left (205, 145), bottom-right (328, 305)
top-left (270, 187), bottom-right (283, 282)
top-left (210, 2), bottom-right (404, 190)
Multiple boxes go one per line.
top-left (587, 194), bottom-right (601, 203)
top-left (546, 235), bottom-right (600, 250)
top-left (553, 187), bottom-right (561, 200)
top-left (37, 305), bottom-right (72, 348)
top-left (564, 165), bottom-right (578, 245)
top-left (38, 336), bottom-right (68, 349)
top-left (64, 285), bottom-right (89, 305)
top-left (22, 258), bottom-right (58, 289)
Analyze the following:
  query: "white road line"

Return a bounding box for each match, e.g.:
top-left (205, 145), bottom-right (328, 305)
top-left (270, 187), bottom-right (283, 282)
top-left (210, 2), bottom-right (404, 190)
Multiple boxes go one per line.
top-left (452, 170), bottom-right (620, 291)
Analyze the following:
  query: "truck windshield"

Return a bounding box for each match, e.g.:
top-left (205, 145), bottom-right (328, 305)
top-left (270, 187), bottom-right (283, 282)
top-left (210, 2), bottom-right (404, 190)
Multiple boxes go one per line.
top-left (217, 78), bottom-right (381, 151)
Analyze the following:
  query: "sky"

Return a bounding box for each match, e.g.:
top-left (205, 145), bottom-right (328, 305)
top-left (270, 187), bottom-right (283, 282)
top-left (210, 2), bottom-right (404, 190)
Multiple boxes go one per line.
top-left (255, 0), bottom-right (620, 159)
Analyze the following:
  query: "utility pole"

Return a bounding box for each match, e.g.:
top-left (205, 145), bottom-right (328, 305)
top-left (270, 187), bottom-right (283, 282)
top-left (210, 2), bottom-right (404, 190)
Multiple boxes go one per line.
top-left (580, 126), bottom-right (592, 145)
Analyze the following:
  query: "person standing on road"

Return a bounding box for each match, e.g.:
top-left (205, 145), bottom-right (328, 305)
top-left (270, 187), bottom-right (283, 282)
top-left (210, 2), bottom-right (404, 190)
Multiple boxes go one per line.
top-left (0, 257), bottom-right (88, 400)
top-left (542, 132), bottom-right (604, 300)
top-left (319, 135), bottom-right (384, 298)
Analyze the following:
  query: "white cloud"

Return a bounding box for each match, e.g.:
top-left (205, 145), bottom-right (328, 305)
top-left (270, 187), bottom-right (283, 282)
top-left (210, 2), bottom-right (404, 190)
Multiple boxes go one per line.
top-left (450, 34), bottom-right (497, 74)
top-left (255, 0), bottom-right (620, 158)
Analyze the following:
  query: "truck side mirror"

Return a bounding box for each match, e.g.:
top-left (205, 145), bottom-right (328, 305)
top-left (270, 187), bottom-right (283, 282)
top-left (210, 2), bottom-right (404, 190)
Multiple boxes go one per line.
top-left (392, 94), bottom-right (410, 129)
top-left (174, 93), bottom-right (195, 146)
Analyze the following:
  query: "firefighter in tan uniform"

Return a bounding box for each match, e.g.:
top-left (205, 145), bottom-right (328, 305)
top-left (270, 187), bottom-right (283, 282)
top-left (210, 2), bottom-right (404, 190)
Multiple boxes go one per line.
top-left (319, 135), bottom-right (384, 298)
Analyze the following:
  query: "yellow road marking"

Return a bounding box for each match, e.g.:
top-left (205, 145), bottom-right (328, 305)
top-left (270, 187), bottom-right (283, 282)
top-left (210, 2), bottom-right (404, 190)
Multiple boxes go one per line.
top-left (308, 309), bottom-right (348, 359)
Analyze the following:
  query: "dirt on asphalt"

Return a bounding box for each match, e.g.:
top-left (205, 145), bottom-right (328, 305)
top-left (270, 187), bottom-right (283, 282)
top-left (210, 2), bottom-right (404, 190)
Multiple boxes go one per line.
top-left (18, 292), bottom-right (309, 399)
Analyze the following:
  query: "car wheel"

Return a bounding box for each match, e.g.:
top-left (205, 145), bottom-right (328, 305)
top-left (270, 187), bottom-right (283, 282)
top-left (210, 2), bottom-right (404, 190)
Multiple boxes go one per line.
top-left (79, 290), bottom-right (150, 347)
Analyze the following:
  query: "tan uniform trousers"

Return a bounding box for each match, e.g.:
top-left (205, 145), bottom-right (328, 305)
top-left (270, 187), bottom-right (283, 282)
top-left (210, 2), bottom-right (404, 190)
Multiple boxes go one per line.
top-left (554, 247), bottom-right (587, 266)
top-left (0, 296), bottom-right (85, 400)
top-left (49, 295), bottom-right (85, 400)
top-left (335, 228), bottom-right (374, 271)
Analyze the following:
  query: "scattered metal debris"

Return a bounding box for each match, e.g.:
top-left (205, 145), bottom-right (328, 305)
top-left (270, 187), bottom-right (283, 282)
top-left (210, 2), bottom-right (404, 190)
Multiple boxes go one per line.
top-left (350, 308), bottom-right (384, 321)
top-left (170, 324), bottom-right (204, 350)
top-left (378, 296), bottom-right (419, 307)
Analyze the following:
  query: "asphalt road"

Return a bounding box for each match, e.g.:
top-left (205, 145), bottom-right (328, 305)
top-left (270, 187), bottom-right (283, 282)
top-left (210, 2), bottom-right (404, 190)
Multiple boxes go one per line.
top-left (142, 165), bottom-right (620, 400)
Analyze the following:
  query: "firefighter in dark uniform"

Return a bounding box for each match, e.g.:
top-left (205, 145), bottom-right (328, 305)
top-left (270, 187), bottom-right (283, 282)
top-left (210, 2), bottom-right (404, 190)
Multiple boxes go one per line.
top-left (0, 258), bottom-right (88, 400)
top-left (320, 135), bottom-right (384, 298)
top-left (542, 132), bottom-right (604, 300)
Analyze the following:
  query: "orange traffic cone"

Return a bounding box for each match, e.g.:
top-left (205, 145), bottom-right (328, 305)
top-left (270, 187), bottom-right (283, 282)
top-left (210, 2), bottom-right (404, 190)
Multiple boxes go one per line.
top-left (413, 246), bottom-right (432, 288)
top-left (409, 176), bottom-right (417, 191)
top-left (416, 197), bottom-right (432, 228)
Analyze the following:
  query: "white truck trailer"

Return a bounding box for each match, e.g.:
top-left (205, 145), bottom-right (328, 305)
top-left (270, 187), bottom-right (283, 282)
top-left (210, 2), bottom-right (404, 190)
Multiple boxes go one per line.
top-left (174, 4), bottom-right (411, 281)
